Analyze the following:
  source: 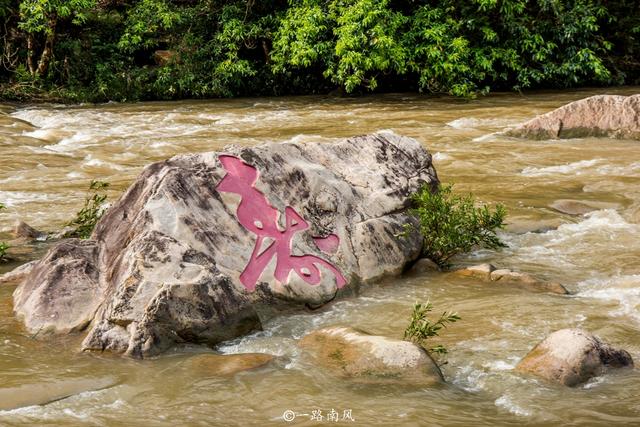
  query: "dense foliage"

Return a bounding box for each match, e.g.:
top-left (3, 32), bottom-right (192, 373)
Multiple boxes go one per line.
top-left (403, 300), bottom-right (460, 358)
top-left (409, 184), bottom-right (507, 268)
top-left (1, 0), bottom-right (639, 101)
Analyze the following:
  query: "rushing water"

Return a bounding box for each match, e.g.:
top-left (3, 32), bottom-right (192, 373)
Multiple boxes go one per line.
top-left (1, 87), bottom-right (640, 426)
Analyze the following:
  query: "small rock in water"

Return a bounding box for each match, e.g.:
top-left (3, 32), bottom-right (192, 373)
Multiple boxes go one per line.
top-left (452, 264), bottom-right (568, 294)
top-left (407, 258), bottom-right (440, 274)
top-left (516, 328), bottom-right (633, 386)
top-left (549, 200), bottom-right (607, 216)
top-left (11, 220), bottom-right (46, 241)
top-left (504, 218), bottom-right (564, 234)
top-left (0, 376), bottom-right (117, 411)
top-left (489, 269), bottom-right (568, 294)
top-left (452, 263), bottom-right (496, 281)
top-left (0, 260), bottom-right (38, 285)
top-left (186, 353), bottom-right (274, 376)
top-left (299, 326), bottom-right (444, 385)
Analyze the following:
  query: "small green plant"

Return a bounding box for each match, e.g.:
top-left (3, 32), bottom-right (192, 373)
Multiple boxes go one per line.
top-left (0, 203), bottom-right (8, 261)
top-left (403, 300), bottom-right (460, 357)
top-left (409, 184), bottom-right (506, 269)
top-left (64, 180), bottom-right (109, 239)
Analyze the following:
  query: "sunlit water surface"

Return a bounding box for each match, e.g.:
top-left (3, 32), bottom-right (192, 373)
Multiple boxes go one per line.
top-left (1, 87), bottom-right (640, 426)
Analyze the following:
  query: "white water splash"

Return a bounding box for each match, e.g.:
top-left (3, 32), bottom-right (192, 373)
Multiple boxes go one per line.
top-left (521, 159), bottom-right (601, 176)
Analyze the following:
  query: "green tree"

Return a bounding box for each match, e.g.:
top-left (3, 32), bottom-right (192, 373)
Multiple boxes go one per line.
top-left (18, 0), bottom-right (97, 76)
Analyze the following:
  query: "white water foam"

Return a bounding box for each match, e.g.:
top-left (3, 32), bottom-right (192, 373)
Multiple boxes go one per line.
top-left (521, 159), bottom-right (601, 176)
top-left (446, 117), bottom-right (519, 130)
top-left (577, 274), bottom-right (640, 322)
top-left (494, 395), bottom-right (531, 416)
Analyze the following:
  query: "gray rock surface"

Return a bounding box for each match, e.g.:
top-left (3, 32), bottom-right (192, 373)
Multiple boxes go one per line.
top-left (506, 94), bottom-right (640, 140)
top-left (299, 326), bottom-right (444, 385)
top-left (13, 132), bottom-right (438, 357)
top-left (516, 328), bottom-right (633, 386)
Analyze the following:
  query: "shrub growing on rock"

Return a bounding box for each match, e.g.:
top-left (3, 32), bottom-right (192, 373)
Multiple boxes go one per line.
top-left (64, 180), bottom-right (109, 239)
top-left (409, 184), bottom-right (506, 268)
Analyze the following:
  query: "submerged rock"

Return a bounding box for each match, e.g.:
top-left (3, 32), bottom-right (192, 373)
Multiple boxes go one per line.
top-left (489, 269), bottom-right (568, 294)
top-left (0, 260), bottom-right (38, 285)
top-left (12, 220), bottom-right (46, 241)
top-left (299, 326), bottom-right (443, 385)
top-left (13, 132), bottom-right (438, 357)
top-left (549, 200), bottom-right (617, 216)
top-left (0, 376), bottom-right (117, 411)
top-left (452, 264), bottom-right (568, 294)
top-left (506, 94), bottom-right (640, 140)
top-left (406, 257), bottom-right (440, 274)
top-left (516, 328), bottom-right (633, 386)
top-left (452, 263), bottom-right (495, 281)
top-left (186, 353), bottom-right (274, 376)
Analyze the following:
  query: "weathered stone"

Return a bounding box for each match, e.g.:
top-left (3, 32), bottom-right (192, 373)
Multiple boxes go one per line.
top-left (13, 240), bottom-right (103, 334)
top-left (549, 200), bottom-right (617, 216)
top-left (299, 326), bottom-right (443, 385)
top-left (0, 260), bottom-right (38, 285)
top-left (13, 132), bottom-right (438, 357)
top-left (516, 328), bottom-right (633, 386)
top-left (504, 218), bottom-right (563, 234)
top-left (407, 258), bottom-right (440, 275)
top-left (12, 220), bottom-right (46, 240)
top-left (506, 94), bottom-right (640, 140)
top-left (452, 263), bottom-right (496, 281)
top-left (489, 269), bottom-right (569, 294)
top-left (451, 264), bottom-right (568, 294)
top-left (186, 353), bottom-right (274, 376)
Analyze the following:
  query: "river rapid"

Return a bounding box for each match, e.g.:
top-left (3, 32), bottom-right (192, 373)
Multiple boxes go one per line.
top-left (1, 88), bottom-right (639, 426)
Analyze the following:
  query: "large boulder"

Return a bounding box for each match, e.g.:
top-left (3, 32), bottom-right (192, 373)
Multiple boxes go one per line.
top-left (516, 328), bottom-right (633, 386)
top-left (13, 132), bottom-right (438, 357)
top-left (506, 94), bottom-right (640, 140)
top-left (299, 326), bottom-right (444, 385)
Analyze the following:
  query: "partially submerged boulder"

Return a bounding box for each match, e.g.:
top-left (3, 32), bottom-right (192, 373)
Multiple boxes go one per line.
top-left (12, 220), bottom-right (46, 241)
top-left (549, 199), bottom-right (616, 216)
top-left (186, 353), bottom-right (274, 376)
top-left (452, 263), bottom-right (495, 281)
top-left (0, 260), bottom-right (37, 285)
top-left (0, 376), bottom-right (117, 411)
top-left (299, 326), bottom-right (443, 385)
top-left (13, 132), bottom-right (438, 357)
top-left (489, 269), bottom-right (568, 295)
top-left (516, 328), bottom-right (633, 386)
top-left (506, 94), bottom-right (640, 140)
top-left (452, 264), bottom-right (568, 294)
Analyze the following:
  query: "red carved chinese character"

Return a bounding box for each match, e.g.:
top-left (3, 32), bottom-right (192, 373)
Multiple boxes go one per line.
top-left (217, 155), bottom-right (347, 291)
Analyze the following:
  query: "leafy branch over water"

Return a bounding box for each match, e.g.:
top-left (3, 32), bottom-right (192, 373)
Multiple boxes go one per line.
top-left (407, 184), bottom-right (507, 269)
top-left (404, 300), bottom-right (460, 358)
top-left (64, 180), bottom-right (109, 239)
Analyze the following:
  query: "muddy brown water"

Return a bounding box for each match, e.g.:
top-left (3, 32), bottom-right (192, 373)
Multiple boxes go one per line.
top-left (1, 88), bottom-right (640, 426)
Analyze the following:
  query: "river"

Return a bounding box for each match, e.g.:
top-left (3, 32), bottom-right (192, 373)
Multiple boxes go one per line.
top-left (0, 87), bottom-right (639, 426)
